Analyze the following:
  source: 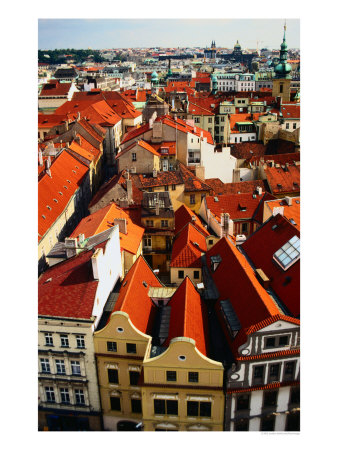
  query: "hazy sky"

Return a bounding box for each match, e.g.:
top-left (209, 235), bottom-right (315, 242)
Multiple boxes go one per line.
top-left (38, 18), bottom-right (300, 50)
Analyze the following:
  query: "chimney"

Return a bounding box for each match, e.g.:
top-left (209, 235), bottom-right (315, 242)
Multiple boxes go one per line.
top-left (191, 215), bottom-right (197, 222)
top-left (91, 247), bottom-right (103, 281)
top-left (38, 149), bottom-right (43, 166)
top-left (126, 178), bottom-right (133, 202)
top-left (221, 212), bottom-right (233, 237)
top-left (114, 217), bottom-right (128, 235)
top-left (45, 156), bottom-right (52, 177)
top-left (76, 111), bottom-right (81, 121)
top-left (65, 237), bottom-right (78, 258)
top-left (285, 196), bottom-right (293, 206)
top-left (74, 135), bottom-right (82, 146)
top-left (153, 168), bottom-right (158, 178)
top-left (256, 186), bottom-right (263, 195)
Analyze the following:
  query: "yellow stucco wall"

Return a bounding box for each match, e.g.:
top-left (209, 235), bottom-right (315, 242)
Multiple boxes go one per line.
top-left (170, 268), bottom-right (202, 285)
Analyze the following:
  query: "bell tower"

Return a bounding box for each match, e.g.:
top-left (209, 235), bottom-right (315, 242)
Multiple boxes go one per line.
top-left (272, 22), bottom-right (292, 103)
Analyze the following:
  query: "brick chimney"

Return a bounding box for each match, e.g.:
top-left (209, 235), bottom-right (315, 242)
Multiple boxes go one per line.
top-left (114, 217), bottom-right (128, 235)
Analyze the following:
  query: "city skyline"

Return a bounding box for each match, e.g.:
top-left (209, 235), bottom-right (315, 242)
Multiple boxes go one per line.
top-left (38, 18), bottom-right (300, 50)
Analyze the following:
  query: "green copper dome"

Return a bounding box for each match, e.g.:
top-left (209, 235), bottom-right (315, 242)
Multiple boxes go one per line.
top-left (151, 71), bottom-right (159, 80)
top-left (274, 25), bottom-right (292, 79)
top-left (234, 40), bottom-right (241, 50)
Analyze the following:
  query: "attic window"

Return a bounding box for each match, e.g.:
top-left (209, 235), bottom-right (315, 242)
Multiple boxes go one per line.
top-left (290, 218), bottom-right (297, 225)
top-left (42, 214), bottom-right (46, 219)
top-left (64, 186), bottom-right (68, 190)
top-left (72, 170), bottom-right (76, 174)
top-left (75, 165), bottom-right (79, 169)
top-left (59, 191), bottom-right (63, 195)
top-left (295, 200), bottom-right (300, 204)
top-left (143, 281), bottom-right (148, 288)
top-left (277, 183), bottom-right (283, 189)
top-left (67, 180), bottom-right (71, 183)
top-left (272, 224), bottom-right (278, 231)
top-left (53, 198), bottom-right (58, 203)
top-left (46, 205), bottom-right (51, 210)
top-left (273, 235), bottom-right (300, 270)
top-left (239, 204), bottom-right (247, 212)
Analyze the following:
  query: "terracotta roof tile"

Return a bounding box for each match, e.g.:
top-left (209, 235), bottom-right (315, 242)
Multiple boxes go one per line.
top-left (205, 192), bottom-right (265, 221)
top-left (175, 204), bottom-right (209, 236)
top-left (39, 81), bottom-right (73, 97)
top-left (205, 179), bottom-right (265, 196)
top-left (171, 223), bottom-right (207, 268)
top-left (265, 164), bottom-right (300, 195)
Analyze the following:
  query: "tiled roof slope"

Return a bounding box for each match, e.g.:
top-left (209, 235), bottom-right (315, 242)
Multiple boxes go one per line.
top-left (39, 80), bottom-right (72, 97)
top-left (265, 164), bottom-right (300, 195)
top-left (164, 277), bottom-right (209, 356)
top-left (55, 100), bottom-right (122, 126)
top-left (206, 237), bottom-right (281, 354)
top-left (112, 256), bottom-right (163, 334)
top-left (174, 204), bottom-right (209, 237)
top-left (38, 241), bottom-right (107, 319)
top-left (171, 223), bottom-right (207, 268)
top-left (70, 202), bottom-right (144, 255)
top-left (265, 197), bottom-right (300, 230)
top-left (38, 151), bottom-right (89, 241)
top-left (231, 142), bottom-right (266, 159)
top-left (205, 179), bottom-right (265, 196)
top-left (281, 104), bottom-right (300, 119)
top-left (38, 114), bottom-right (68, 128)
top-left (241, 213), bottom-right (300, 317)
top-left (116, 139), bottom-right (159, 159)
top-left (205, 192), bottom-right (265, 221)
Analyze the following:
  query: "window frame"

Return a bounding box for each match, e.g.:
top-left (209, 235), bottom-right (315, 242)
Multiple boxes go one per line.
top-left (110, 396), bottom-right (121, 411)
top-left (126, 343), bottom-right (137, 354)
top-left (178, 270), bottom-right (184, 279)
top-left (40, 358), bottom-right (50, 373)
top-left (60, 334), bottom-right (69, 348)
top-left (76, 335), bottom-right (85, 349)
top-left (75, 389), bottom-right (85, 406)
top-left (236, 393), bottom-right (250, 411)
top-left (45, 386), bottom-right (55, 403)
top-left (108, 368), bottom-right (119, 384)
top-left (188, 372), bottom-right (199, 383)
top-left (60, 387), bottom-right (70, 404)
top-left (55, 359), bottom-right (66, 375)
top-left (263, 390), bottom-right (278, 408)
top-left (44, 332), bottom-right (53, 347)
top-left (166, 371), bottom-right (177, 382)
top-left (71, 360), bottom-right (81, 376)
top-left (107, 341), bottom-right (117, 352)
top-left (129, 370), bottom-right (140, 386)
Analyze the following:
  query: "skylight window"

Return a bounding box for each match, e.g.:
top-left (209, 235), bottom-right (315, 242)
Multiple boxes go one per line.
top-left (273, 235), bottom-right (300, 270)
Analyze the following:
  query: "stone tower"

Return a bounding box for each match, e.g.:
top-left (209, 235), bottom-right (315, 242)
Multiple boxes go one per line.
top-left (272, 23), bottom-right (292, 103)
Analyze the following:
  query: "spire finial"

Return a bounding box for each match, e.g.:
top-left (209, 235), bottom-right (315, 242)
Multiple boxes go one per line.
top-left (283, 20), bottom-right (287, 40)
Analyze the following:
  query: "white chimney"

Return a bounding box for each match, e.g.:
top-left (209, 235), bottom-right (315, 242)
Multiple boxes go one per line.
top-left (38, 149), bottom-right (43, 166)
top-left (285, 196), bottom-right (293, 206)
top-left (221, 212), bottom-right (233, 237)
top-left (78, 233), bottom-right (85, 245)
top-left (65, 237), bottom-right (78, 258)
top-left (91, 247), bottom-right (103, 280)
top-left (256, 186), bottom-right (263, 195)
top-left (191, 215), bottom-right (197, 222)
top-left (114, 217), bottom-right (128, 235)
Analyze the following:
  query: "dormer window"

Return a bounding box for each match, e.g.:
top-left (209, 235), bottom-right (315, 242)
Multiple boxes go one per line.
top-left (210, 254), bottom-right (222, 272)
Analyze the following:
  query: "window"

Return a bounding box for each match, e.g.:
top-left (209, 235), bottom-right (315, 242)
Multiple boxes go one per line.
top-left (60, 334), bottom-right (69, 348)
top-left (71, 361), bottom-right (81, 376)
top-left (234, 419), bottom-right (249, 431)
top-left (284, 361), bottom-right (296, 380)
top-left (55, 359), bottom-right (66, 375)
top-left (261, 415), bottom-right (275, 431)
top-left (293, 123), bottom-right (297, 130)
top-left (107, 341), bottom-right (117, 352)
top-left (146, 220), bottom-right (154, 227)
top-left (166, 371), bottom-right (177, 382)
top-left (154, 399), bottom-right (178, 416)
top-left (269, 364), bottom-right (281, 382)
top-left (208, 118), bottom-right (212, 123)
top-left (286, 411), bottom-right (300, 431)
top-left (279, 84), bottom-right (283, 93)
top-left (193, 270), bottom-right (199, 280)
top-left (178, 270), bottom-right (184, 279)
top-left (194, 117), bottom-right (200, 124)
top-left (110, 396), bottom-right (121, 411)
top-left (108, 369), bottom-right (119, 384)
top-left (76, 335), bottom-right (85, 349)
top-left (279, 335), bottom-right (289, 346)
top-left (129, 371), bottom-right (140, 386)
top-left (165, 185), bottom-right (169, 191)
top-left (241, 222), bottom-right (248, 233)
top-left (60, 388), bottom-right (70, 404)
top-left (290, 387), bottom-right (300, 405)
top-left (253, 365), bottom-right (264, 384)
top-left (263, 390), bottom-right (278, 408)
top-left (191, 138), bottom-right (193, 143)
top-left (172, 184), bottom-right (176, 191)
top-left (143, 236), bottom-right (152, 248)
top-left (161, 220), bottom-right (168, 228)
top-left (40, 358), bottom-right (50, 373)
top-left (44, 333), bottom-right (53, 346)
top-left (237, 394), bottom-right (250, 411)
top-left (286, 123), bottom-right (289, 129)
top-left (131, 399), bottom-right (142, 413)
top-left (265, 337), bottom-right (275, 348)
top-left (126, 343), bottom-right (137, 354)
top-left (45, 387), bottom-right (55, 403)
top-left (132, 153), bottom-right (137, 161)
top-left (208, 128), bottom-right (212, 133)
top-left (188, 372), bottom-right (199, 383)
top-left (75, 389), bottom-right (85, 405)
top-left (187, 401), bottom-right (211, 417)
top-left (190, 194), bottom-right (195, 205)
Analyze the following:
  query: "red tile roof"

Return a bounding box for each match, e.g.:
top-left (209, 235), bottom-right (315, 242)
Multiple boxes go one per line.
top-left (38, 242), bottom-right (107, 319)
top-left (151, 141), bottom-right (176, 156)
top-left (264, 197), bottom-right (300, 230)
top-left (171, 223), bottom-right (207, 268)
top-left (165, 277), bottom-right (209, 356)
top-left (205, 179), bottom-right (265, 196)
top-left (206, 237), bottom-right (283, 354)
top-left (56, 99), bottom-right (122, 126)
top-left (38, 114), bottom-right (69, 128)
top-left (39, 80), bottom-right (73, 97)
top-left (242, 213), bottom-right (300, 317)
top-left (174, 204), bottom-right (209, 237)
top-left (249, 153), bottom-right (300, 166)
top-left (38, 151), bottom-right (89, 241)
top-left (188, 102), bottom-right (214, 116)
top-left (112, 256), bottom-right (163, 334)
top-left (231, 142), bottom-right (266, 159)
top-left (281, 104), bottom-right (300, 119)
top-left (265, 164), bottom-right (300, 195)
top-left (70, 202), bottom-right (144, 255)
top-left (205, 192), bottom-right (265, 221)
top-left (229, 113), bottom-right (264, 132)
top-left (237, 347), bottom-right (300, 361)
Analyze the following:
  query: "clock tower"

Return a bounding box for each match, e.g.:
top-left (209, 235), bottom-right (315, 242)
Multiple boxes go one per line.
top-left (272, 23), bottom-right (292, 103)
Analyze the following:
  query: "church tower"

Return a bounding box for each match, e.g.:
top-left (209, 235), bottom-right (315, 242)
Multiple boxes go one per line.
top-left (272, 22), bottom-right (292, 103)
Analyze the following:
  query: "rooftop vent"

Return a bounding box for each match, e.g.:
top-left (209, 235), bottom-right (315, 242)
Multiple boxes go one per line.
top-left (272, 224), bottom-right (278, 230)
top-left (143, 281), bottom-right (148, 288)
top-left (214, 197), bottom-right (219, 202)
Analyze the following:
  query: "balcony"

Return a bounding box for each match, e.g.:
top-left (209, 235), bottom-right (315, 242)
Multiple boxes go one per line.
top-left (188, 158), bottom-right (201, 165)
